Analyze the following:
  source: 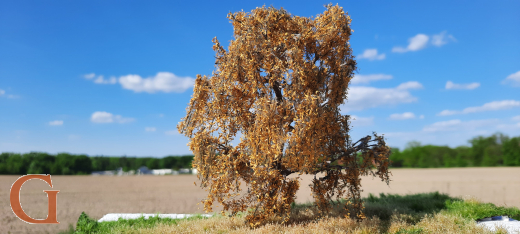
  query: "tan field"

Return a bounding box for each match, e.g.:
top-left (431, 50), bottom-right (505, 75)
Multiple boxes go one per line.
top-left (1, 167), bottom-right (519, 234)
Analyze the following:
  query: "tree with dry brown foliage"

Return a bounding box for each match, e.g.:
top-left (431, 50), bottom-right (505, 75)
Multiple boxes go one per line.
top-left (177, 4), bottom-right (392, 228)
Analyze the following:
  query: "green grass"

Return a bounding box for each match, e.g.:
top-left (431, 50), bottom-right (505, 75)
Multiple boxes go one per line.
top-left (71, 192), bottom-right (520, 233)
top-left (444, 198), bottom-right (520, 221)
top-left (72, 212), bottom-right (212, 234)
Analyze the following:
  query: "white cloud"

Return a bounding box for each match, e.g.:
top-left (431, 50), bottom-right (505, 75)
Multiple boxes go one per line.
top-left (340, 81), bottom-right (423, 112)
top-left (48, 120), bottom-right (63, 126)
top-left (165, 130), bottom-right (179, 135)
top-left (389, 112), bottom-right (415, 120)
top-left (84, 72), bottom-right (195, 93)
top-left (501, 71), bottom-right (520, 87)
top-left (350, 115), bottom-right (374, 126)
top-left (396, 81), bottom-right (423, 90)
top-left (498, 116), bottom-right (520, 129)
top-left (431, 31), bottom-right (457, 47)
top-left (351, 74), bottom-right (393, 85)
top-left (392, 34), bottom-right (429, 53)
top-left (145, 127), bottom-right (156, 132)
top-left (423, 119), bottom-right (461, 132)
top-left (437, 110), bottom-right (458, 116)
top-left (423, 119), bottom-right (499, 132)
top-left (84, 73), bottom-right (96, 79)
top-left (445, 81), bottom-right (480, 90)
top-left (84, 73), bottom-right (117, 84)
top-left (437, 100), bottom-right (520, 116)
top-left (0, 89), bottom-right (19, 98)
top-left (407, 34), bottom-right (430, 51)
top-left (90, 111), bottom-right (135, 124)
top-left (119, 72), bottom-right (195, 93)
top-left (357, 49), bottom-right (386, 61)
top-left (94, 76), bottom-right (117, 84)
top-left (391, 47), bottom-right (407, 53)
top-left (419, 115), bottom-right (425, 119)
top-left (497, 123), bottom-right (520, 130)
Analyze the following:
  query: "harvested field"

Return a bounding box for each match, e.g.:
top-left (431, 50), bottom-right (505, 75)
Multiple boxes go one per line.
top-left (1, 167), bottom-right (519, 234)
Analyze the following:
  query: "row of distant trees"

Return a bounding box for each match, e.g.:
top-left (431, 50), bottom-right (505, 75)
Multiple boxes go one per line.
top-left (389, 132), bottom-right (520, 167)
top-left (0, 132), bottom-right (518, 175)
top-left (0, 152), bottom-right (194, 175)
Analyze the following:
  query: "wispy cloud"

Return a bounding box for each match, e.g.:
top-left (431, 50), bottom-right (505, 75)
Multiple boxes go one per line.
top-left (437, 100), bottom-right (520, 116)
top-left (84, 72), bottom-right (195, 93)
top-left (84, 73), bottom-right (117, 84)
top-left (392, 31), bottom-right (455, 53)
top-left (145, 127), bottom-right (156, 132)
top-left (48, 120), bottom-right (63, 126)
top-left (90, 111), bottom-right (135, 124)
top-left (84, 73), bottom-right (96, 79)
top-left (501, 71), bottom-right (520, 87)
top-left (0, 89), bottom-right (19, 99)
top-left (496, 115), bottom-right (520, 129)
top-left (392, 34), bottom-right (429, 53)
top-left (445, 81), bottom-right (480, 90)
top-left (351, 74), bottom-right (393, 85)
top-left (119, 72), bottom-right (195, 93)
top-left (497, 123), bottom-right (520, 130)
top-left (396, 81), bottom-right (423, 90)
top-left (340, 81), bottom-right (423, 112)
top-left (350, 115), bottom-right (374, 126)
top-left (423, 119), bottom-right (499, 132)
top-left (357, 49), bottom-right (385, 61)
top-left (437, 110), bottom-right (458, 116)
top-left (389, 112), bottom-right (415, 120)
top-left (431, 31), bottom-right (457, 47)
top-left (95, 76), bottom-right (117, 84)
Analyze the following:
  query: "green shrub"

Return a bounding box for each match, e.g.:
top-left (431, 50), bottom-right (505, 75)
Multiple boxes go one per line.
top-left (445, 199), bottom-right (520, 221)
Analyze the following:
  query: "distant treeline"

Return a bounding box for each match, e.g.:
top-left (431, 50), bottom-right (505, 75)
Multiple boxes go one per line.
top-left (0, 152), bottom-right (194, 175)
top-left (1, 132), bottom-right (519, 175)
top-left (390, 132), bottom-right (520, 168)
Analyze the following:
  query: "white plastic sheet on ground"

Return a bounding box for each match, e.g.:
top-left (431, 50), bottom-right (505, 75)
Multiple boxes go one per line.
top-left (476, 216), bottom-right (520, 233)
top-left (98, 213), bottom-right (213, 222)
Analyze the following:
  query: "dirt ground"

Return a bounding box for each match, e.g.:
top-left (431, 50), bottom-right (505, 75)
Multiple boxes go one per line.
top-left (1, 167), bottom-right (519, 234)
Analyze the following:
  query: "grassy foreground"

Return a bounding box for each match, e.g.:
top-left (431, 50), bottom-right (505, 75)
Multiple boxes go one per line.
top-left (67, 192), bottom-right (520, 234)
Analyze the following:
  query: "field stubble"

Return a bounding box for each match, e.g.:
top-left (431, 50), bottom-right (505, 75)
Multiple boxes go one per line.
top-left (0, 167), bottom-right (519, 233)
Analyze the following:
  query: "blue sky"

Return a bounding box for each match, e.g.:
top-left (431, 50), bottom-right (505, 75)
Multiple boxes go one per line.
top-left (1, 0), bottom-right (519, 157)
